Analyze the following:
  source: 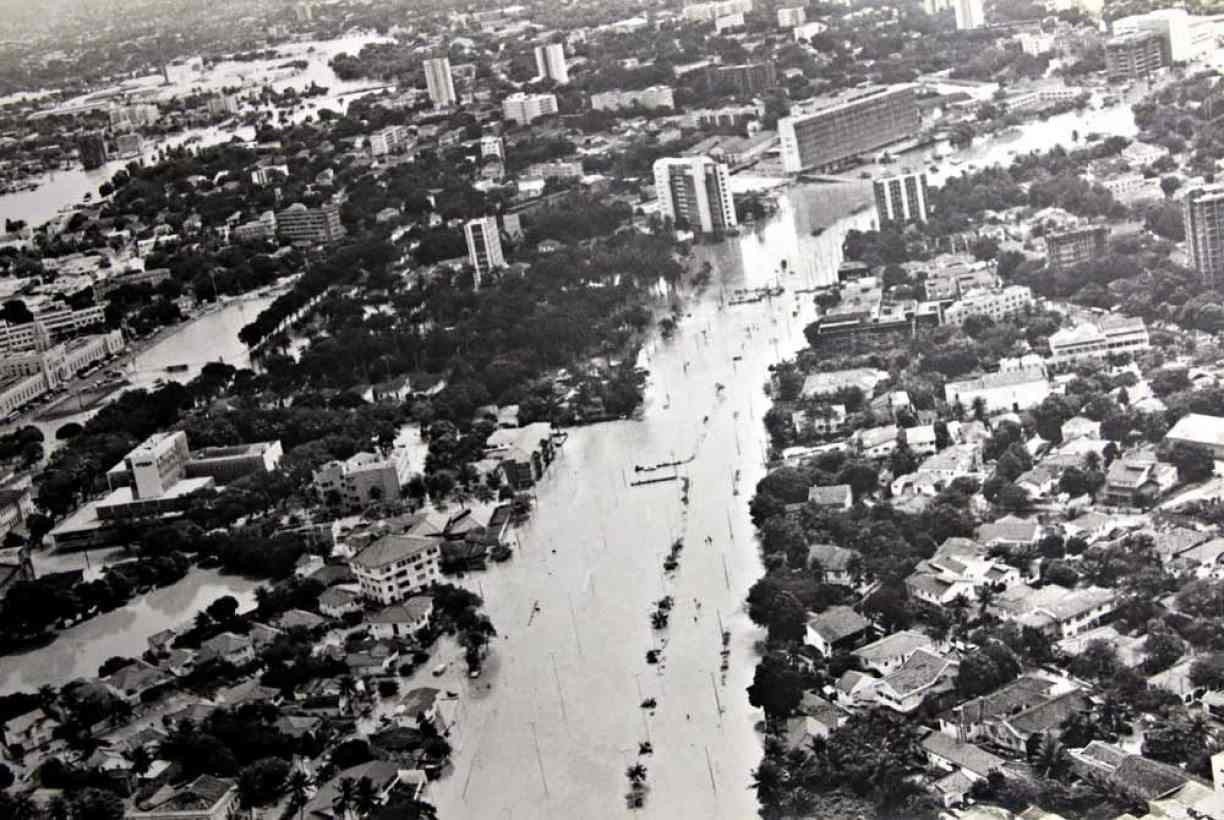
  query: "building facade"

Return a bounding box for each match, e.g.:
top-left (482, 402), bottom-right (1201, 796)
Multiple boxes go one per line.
top-left (1183, 184), bottom-right (1224, 284)
top-left (706, 62), bottom-right (777, 96)
top-left (534, 42), bottom-right (569, 84)
top-left (777, 5), bottom-right (805, 26)
top-left (502, 92), bottom-right (558, 125)
top-left (682, 0), bottom-right (752, 23)
top-left (369, 125), bottom-right (412, 157)
top-left (352, 535), bottom-right (442, 605)
top-left (77, 133), bottom-right (108, 170)
top-left (1105, 31), bottom-right (1167, 79)
top-left (653, 156), bottom-right (738, 234)
top-left (953, 0), bottom-right (984, 29)
top-left (590, 85), bottom-right (675, 112)
top-left (1113, 8), bottom-right (1213, 64)
top-left (423, 57), bottom-right (457, 107)
top-left (779, 85), bottom-right (920, 173)
top-left (275, 202), bottom-right (346, 244)
top-left (464, 216), bottom-right (505, 286)
top-left (1045, 224), bottom-right (1109, 271)
top-left (873, 171), bottom-right (930, 225)
top-left (1048, 317), bottom-right (1150, 362)
top-left (943, 285), bottom-right (1033, 325)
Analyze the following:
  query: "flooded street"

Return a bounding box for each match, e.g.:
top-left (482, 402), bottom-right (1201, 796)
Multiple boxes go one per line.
top-left (0, 569), bottom-right (261, 694)
top-left (426, 181), bottom-right (873, 820)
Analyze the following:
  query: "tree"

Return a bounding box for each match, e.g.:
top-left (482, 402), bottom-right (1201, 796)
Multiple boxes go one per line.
top-left (334, 776), bottom-right (357, 820)
top-left (1143, 623), bottom-right (1187, 674)
top-left (836, 461), bottom-right (879, 500)
top-left (238, 758), bottom-right (291, 808)
top-left (287, 770), bottom-right (311, 820)
top-left (355, 776), bottom-right (380, 816)
top-left (1191, 653), bottom-right (1224, 691)
top-left (206, 595), bottom-right (240, 622)
top-left (996, 483), bottom-right (1031, 512)
top-left (1033, 734), bottom-right (1070, 780)
top-left (1166, 442), bottom-right (1215, 483)
top-left (1161, 175), bottom-right (1183, 198)
top-left (747, 654), bottom-right (803, 726)
top-left (73, 789), bottom-right (124, 820)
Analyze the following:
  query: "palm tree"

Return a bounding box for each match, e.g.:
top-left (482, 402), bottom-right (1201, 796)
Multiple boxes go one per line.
top-left (333, 777), bottom-right (357, 820)
top-left (354, 776), bottom-right (379, 817)
top-left (287, 770), bottom-right (311, 820)
top-left (625, 763), bottom-right (648, 787)
top-left (338, 675), bottom-right (357, 714)
top-left (37, 684), bottom-right (57, 714)
top-left (1035, 734), bottom-right (1069, 780)
top-left (46, 796), bottom-right (70, 820)
top-left (9, 793), bottom-right (36, 820)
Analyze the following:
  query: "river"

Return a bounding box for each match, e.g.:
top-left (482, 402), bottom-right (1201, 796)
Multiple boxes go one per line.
top-left (0, 32), bottom-right (392, 230)
top-left (418, 180), bottom-right (873, 820)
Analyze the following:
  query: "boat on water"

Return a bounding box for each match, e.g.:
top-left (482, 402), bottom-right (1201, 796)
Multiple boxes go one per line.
top-left (165, 364), bottom-right (189, 373)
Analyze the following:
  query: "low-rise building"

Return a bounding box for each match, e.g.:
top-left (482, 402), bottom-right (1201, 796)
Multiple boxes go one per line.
top-left (944, 367), bottom-right (1050, 414)
top-left (852, 630), bottom-right (934, 675)
top-left (806, 543), bottom-right (861, 585)
top-left (804, 605), bottom-right (871, 656)
top-left (1101, 449), bottom-right (1178, 507)
top-left (1165, 412), bottom-right (1224, 460)
top-left (871, 649), bottom-right (958, 714)
top-left (807, 483), bottom-right (853, 509)
top-left (943, 285), bottom-right (1033, 326)
top-left (1048, 317), bottom-right (1150, 363)
top-left (368, 595), bottom-right (433, 639)
top-left (312, 449), bottom-right (412, 509)
top-left (127, 775), bottom-right (238, 820)
top-left (484, 422), bottom-right (557, 489)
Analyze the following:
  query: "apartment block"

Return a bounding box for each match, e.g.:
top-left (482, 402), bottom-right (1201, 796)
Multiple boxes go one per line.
top-left (653, 156), bottom-right (738, 234)
top-left (777, 5), bottom-right (805, 26)
top-left (1105, 31), bottom-right (1167, 79)
top-left (1044, 224), bottom-right (1108, 272)
top-left (873, 171), bottom-right (930, 225)
top-left (534, 42), bottom-right (568, 84)
top-left (351, 535), bottom-right (442, 605)
top-left (682, 0), bottom-right (752, 23)
top-left (943, 285), bottom-right (1034, 326)
top-left (502, 92), bottom-right (558, 125)
top-left (464, 216), bottom-right (505, 286)
top-left (590, 86), bottom-right (675, 112)
top-left (275, 202), bottom-right (346, 244)
top-left (1047, 317), bottom-right (1150, 363)
top-left (423, 57), bottom-right (457, 107)
top-left (705, 62), bottom-right (777, 96)
top-left (953, 0), bottom-right (984, 29)
top-left (1182, 184), bottom-right (1224, 284)
top-left (779, 85), bottom-right (920, 173)
top-left (369, 125), bottom-right (412, 157)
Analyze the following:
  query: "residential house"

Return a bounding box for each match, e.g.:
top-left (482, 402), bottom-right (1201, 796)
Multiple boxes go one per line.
top-left (1148, 657), bottom-right (1201, 704)
top-left (102, 660), bottom-right (173, 704)
top-left (1101, 449), bottom-right (1178, 507)
top-left (922, 730), bottom-right (1005, 783)
top-left (196, 632), bottom-right (254, 666)
top-left (834, 669), bottom-right (878, 708)
top-left (1165, 413), bottom-right (1224, 460)
top-left (319, 587), bottom-right (362, 619)
top-left (858, 425), bottom-right (899, 458)
top-left (793, 404), bottom-right (847, 437)
top-left (808, 483), bottom-right (853, 509)
top-left (852, 630), bottom-right (935, 675)
top-left (871, 649), bottom-right (959, 714)
top-left (346, 642), bottom-right (400, 676)
top-left (806, 543), bottom-right (861, 586)
top-left (485, 422), bottom-right (557, 489)
top-left (1014, 464), bottom-right (1060, 499)
top-left (1069, 741), bottom-right (1205, 802)
top-left (804, 605), bottom-right (871, 657)
top-left (1058, 625), bottom-right (1146, 668)
top-left (2, 708), bottom-right (61, 759)
top-left (904, 424), bottom-right (940, 457)
top-left (303, 761), bottom-right (408, 820)
top-left (1013, 585), bottom-right (1117, 639)
top-left (368, 596), bottom-right (434, 640)
top-left (127, 775), bottom-right (238, 820)
top-left (891, 444), bottom-right (983, 498)
top-left (938, 675), bottom-right (1059, 743)
top-left (801, 368), bottom-right (888, 399)
top-left (985, 689), bottom-right (1091, 754)
top-left (906, 555), bottom-right (1019, 607)
top-left (1061, 416), bottom-right (1100, 441)
top-left (1174, 536), bottom-right (1224, 578)
top-left (1147, 526), bottom-right (1211, 563)
top-left (978, 516), bottom-right (1042, 550)
top-left (785, 704), bottom-right (843, 748)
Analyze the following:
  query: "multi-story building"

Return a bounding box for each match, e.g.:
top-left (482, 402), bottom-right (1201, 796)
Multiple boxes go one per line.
top-left (682, 0), bottom-right (752, 23)
top-left (206, 94), bottom-right (239, 117)
top-left (944, 367), bottom-right (1051, 413)
top-left (1045, 224), bottom-right (1109, 271)
top-left (1047, 317), bottom-right (1151, 363)
top-left (481, 135), bottom-right (505, 159)
top-left (251, 164), bottom-right (288, 185)
top-left (464, 216), bottom-right (505, 286)
top-left (705, 62), bottom-right (777, 96)
top-left (873, 171), bottom-right (930, 225)
top-left (312, 449), bottom-right (412, 509)
top-left (0, 305), bottom-right (107, 354)
top-left (793, 20), bottom-right (828, 41)
top-left (779, 85), bottom-right (920, 173)
top-left (113, 133), bottom-right (143, 159)
top-left (1105, 31), bottom-right (1167, 79)
top-left (0, 332), bottom-right (124, 418)
top-left (1098, 173), bottom-right (1162, 204)
top-left (275, 202), bottom-right (346, 244)
top-left (1182, 184), bottom-right (1224, 284)
top-left (423, 57), bottom-right (457, 107)
top-left (653, 156), bottom-right (738, 234)
top-left (502, 92), bottom-right (558, 125)
top-left (369, 124), bottom-right (411, 157)
top-left (777, 5), bottom-right (805, 27)
top-left (1017, 31), bottom-right (1055, 56)
top-left (108, 102), bottom-right (160, 129)
top-left (184, 441), bottom-right (284, 483)
top-left (953, 0), bottom-right (984, 29)
top-left (526, 160), bottom-right (583, 179)
top-left (110, 431), bottom-right (193, 499)
top-left (923, 0), bottom-right (953, 13)
top-left (351, 534), bottom-right (442, 605)
top-left (77, 132), bottom-right (108, 170)
top-left (232, 211), bottom-right (277, 243)
top-left (943, 286), bottom-right (1034, 325)
top-left (1113, 8), bottom-right (1213, 63)
top-left (534, 42), bottom-right (568, 84)
top-left (590, 86), bottom-right (675, 112)
top-left (922, 256), bottom-right (995, 301)
top-left (715, 13), bottom-right (744, 32)
top-left (689, 102), bottom-right (763, 130)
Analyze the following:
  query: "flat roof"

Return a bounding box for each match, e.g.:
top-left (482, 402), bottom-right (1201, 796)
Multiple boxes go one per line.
top-left (95, 476), bottom-right (215, 510)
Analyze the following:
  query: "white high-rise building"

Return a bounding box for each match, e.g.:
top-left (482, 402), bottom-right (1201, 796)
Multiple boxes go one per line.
top-left (534, 42), bottom-right (569, 84)
top-left (423, 57), bottom-right (457, 107)
top-left (481, 135), bottom-right (505, 159)
top-left (502, 92), bottom-right (558, 125)
top-left (777, 5), bottom-right (805, 27)
top-left (1113, 8), bottom-right (1214, 63)
top-left (653, 156), bottom-right (738, 234)
top-left (953, 0), bottom-right (984, 29)
top-left (464, 216), bottom-right (505, 287)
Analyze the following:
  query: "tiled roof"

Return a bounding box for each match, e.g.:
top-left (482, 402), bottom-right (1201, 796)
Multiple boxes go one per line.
top-left (806, 605), bottom-right (870, 643)
top-left (1113, 754), bottom-right (1197, 800)
top-left (882, 649), bottom-right (955, 697)
top-left (852, 630), bottom-right (933, 663)
top-left (1006, 690), bottom-right (1089, 734)
top-left (806, 543), bottom-right (859, 572)
top-left (352, 534), bottom-right (438, 569)
top-left (943, 675), bottom-right (1054, 723)
top-left (922, 731), bottom-right (1005, 778)
top-left (808, 484), bottom-right (852, 506)
top-left (136, 775), bottom-right (234, 813)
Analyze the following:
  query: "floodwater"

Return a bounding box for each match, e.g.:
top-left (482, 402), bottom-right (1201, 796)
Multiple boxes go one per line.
top-left (424, 181), bottom-right (874, 820)
top-left (0, 568), bottom-right (261, 694)
top-left (0, 32), bottom-right (391, 229)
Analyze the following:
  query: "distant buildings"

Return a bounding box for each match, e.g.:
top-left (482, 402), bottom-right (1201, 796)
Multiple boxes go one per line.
top-left (526, 160), bottom-right (583, 179)
top-left (275, 202), bottom-right (346, 244)
top-left (777, 5), bottom-right (805, 26)
top-left (1044, 224), bottom-right (1109, 272)
top-left (77, 132), bottom-right (108, 170)
top-left (873, 171), bottom-right (930, 225)
top-left (312, 449), bottom-right (412, 509)
top-left (534, 42), bottom-right (568, 84)
top-left (1113, 8), bottom-right (1214, 64)
top-left (0, 332), bottom-right (124, 419)
top-left (922, 256), bottom-right (994, 301)
top-left (590, 86), bottom-right (675, 112)
top-left (1182, 184), bottom-right (1224, 284)
top-left (779, 85), bottom-right (920, 173)
top-left (480, 135), bottom-right (504, 159)
top-left (423, 57), bottom-right (457, 107)
top-left (653, 156), bottom-right (738, 234)
top-left (683, 0), bottom-right (752, 23)
top-left (206, 94), bottom-right (240, 117)
top-left (108, 102), bottom-right (159, 129)
top-left (944, 367), bottom-right (1051, 413)
top-left (705, 62), bottom-right (777, 96)
top-left (1047, 317), bottom-right (1150, 363)
top-left (689, 102), bottom-right (762, 129)
top-left (502, 92), bottom-right (558, 125)
top-left (953, 0), bottom-right (984, 29)
top-left (464, 216), bottom-right (505, 286)
top-left (369, 124), bottom-right (412, 157)
top-left (351, 535), bottom-right (442, 605)
top-left (1105, 31), bottom-right (1167, 79)
top-left (943, 285), bottom-right (1033, 326)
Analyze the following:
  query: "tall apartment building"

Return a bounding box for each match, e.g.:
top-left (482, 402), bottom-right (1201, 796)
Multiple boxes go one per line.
top-left (706, 62), bottom-right (777, 96)
top-left (590, 86), bottom-right (675, 112)
top-left (275, 202), bottom-right (346, 244)
top-left (423, 57), bottom-right (457, 107)
top-left (502, 92), bottom-right (558, 125)
top-left (653, 156), bottom-right (738, 234)
top-left (777, 5), bottom-right (805, 27)
top-left (77, 133), bottom-right (108, 170)
top-left (481, 135), bottom-right (505, 159)
top-left (1184, 184), bottom-right (1224, 284)
top-left (1045, 225), bottom-right (1109, 272)
top-left (683, 0), bottom-right (752, 23)
top-left (1105, 31), bottom-right (1167, 79)
top-left (1113, 8), bottom-right (1213, 63)
top-left (369, 125), bottom-right (412, 157)
top-left (206, 94), bottom-right (239, 117)
top-left (873, 171), bottom-right (930, 225)
top-left (534, 42), bottom-right (569, 84)
top-left (464, 216), bottom-right (505, 286)
top-left (779, 85), bottom-right (920, 173)
top-left (953, 0), bottom-right (985, 29)
top-left (923, 0), bottom-right (953, 13)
